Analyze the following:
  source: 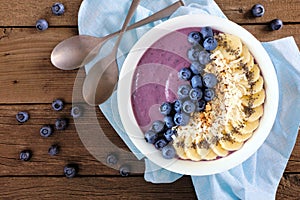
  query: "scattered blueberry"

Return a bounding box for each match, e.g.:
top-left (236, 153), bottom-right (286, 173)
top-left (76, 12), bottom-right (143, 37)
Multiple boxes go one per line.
top-left (270, 19), bottom-right (283, 31)
top-left (177, 84), bottom-right (192, 99)
top-left (164, 129), bottom-right (177, 142)
top-left (71, 105), bottom-right (83, 118)
top-left (159, 102), bottom-right (172, 116)
top-left (154, 138), bottom-right (168, 150)
top-left (251, 4), bottom-right (265, 17)
top-left (203, 73), bottom-right (218, 88)
top-left (164, 116), bottom-right (175, 128)
top-left (178, 67), bottom-right (192, 81)
top-left (198, 50), bottom-right (211, 65)
top-left (173, 99), bottom-right (183, 113)
top-left (64, 164), bottom-right (78, 178)
top-left (52, 99), bottom-right (64, 111)
top-left (203, 36), bottom-right (218, 51)
top-left (195, 99), bottom-right (206, 112)
top-left (200, 27), bottom-right (213, 39)
top-left (19, 150), bottom-right (32, 161)
top-left (189, 61), bottom-right (204, 75)
top-left (52, 2), bottom-right (65, 16)
top-left (162, 144), bottom-right (176, 159)
top-left (182, 100), bottom-right (196, 114)
top-left (174, 112), bottom-right (190, 126)
top-left (187, 31), bottom-right (202, 45)
top-left (48, 144), bottom-right (59, 156)
top-left (151, 120), bottom-right (165, 133)
top-left (189, 88), bottom-right (203, 101)
top-left (119, 165), bottom-right (130, 176)
top-left (144, 130), bottom-right (158, 144)
top-left (36, 19), bottom-right (48, 31)
top-left (190, 75), bottom-right (203, 88)
top-left (106, 153), bottom-right (118, 165)
top-left (40, 125), bottom-right (53, 137)
top-left (204, 88), bottom-right (215, 101)
top-left (187, 47), bottom-right (201, 61)
top-left (16, 111), bottom-right (29, 123)
top-left (55, 118), bottom-right (68, 130)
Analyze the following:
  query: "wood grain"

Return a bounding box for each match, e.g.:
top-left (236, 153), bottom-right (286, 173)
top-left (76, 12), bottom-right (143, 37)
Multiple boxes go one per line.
top-left (0, 0), bottom-right (299, 26)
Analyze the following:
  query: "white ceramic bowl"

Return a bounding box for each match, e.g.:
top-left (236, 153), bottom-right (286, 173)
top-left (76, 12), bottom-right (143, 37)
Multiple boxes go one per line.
top-left (118, 14), bottom-right (278, 176)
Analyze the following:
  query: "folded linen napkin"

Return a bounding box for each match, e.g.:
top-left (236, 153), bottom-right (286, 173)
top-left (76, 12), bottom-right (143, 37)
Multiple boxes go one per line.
top-left (78, 0), bottom-right (300, 199)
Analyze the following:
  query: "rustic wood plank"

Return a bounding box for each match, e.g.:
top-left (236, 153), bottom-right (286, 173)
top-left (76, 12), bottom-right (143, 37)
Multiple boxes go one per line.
top-left (0, 176), bottom-right (197, 199)
top-left (0, 25), bottom-right (299, 104)
top-left (0, 175), bottom-right (298, 199)
top-left (0, 0), bottom-right (299, 26)
top-left (0, 104), bottom-right (299, 176)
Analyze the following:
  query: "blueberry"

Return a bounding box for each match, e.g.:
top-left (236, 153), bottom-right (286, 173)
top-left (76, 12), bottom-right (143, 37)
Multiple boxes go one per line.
top-left (52, 99), bottom-right (64, 111)
top-left (177, 84), bottom-right (192, 99)
top-left (40, 125), bottom-right (53, 137)
top-left (64, 164), bottom-right (78, 178)
top-left (189, 61), bottom-right (204, 75)
top-left (159, 102), bottom-right (172, 116)
top-left (119, 165), bottom-right (130, 176)
top-left (198, 50), bottom-right (211, 65)
top-left (270, 19), bottom-right (283, 31)
top-left (71, 105), bottom-right (83, 118)
top-left (36, 19), bottom-right (48, 31)
top-left (200, 27), bottom-right (213, 39)
top-left (164, 129), bottom-right (177, 142)
top-left (154, 138), bottom-right (168, 150)
top-left (190, 75), bottom-right (203, 88)
top-left (187, 47), bottom-right (201, 62)
top-left (16, 111), bottom-right (29, 123)
top-left (203, 36), bottom-right (218, 51)
top-left (178, 67), bottom-right (192, 81)
top-left (164, 116), bottom-right (175, 128)
top-left (195, 99), bottom-right (206, 112)
top-left (251, 4), bottom-right (265, 17)
top-left (203, 73), bottom-right (218, 88)
top-left (106, 153), bottom-right (118, 165)
top-left (182, 100), bottom-right (196, 114)
top-left (52, 2), bottom-right (65, 16)
top-left (144, 130), bottom-right (158, 144)
top-left (48, 144), bottom-right (59, 156)
top-left (55, 118), bottom-right (68, 130)
top-left (174, 112), bottom-right (190, 126)
top-left (189, 88), bottom-right (203, 101)
top-left (162, 144), bottom-right (176, 159)
top-left (187, 31), bottom-right (202, 45)
top-left (151, 120), bottom-right (165, 133)
top-left (173, 99), bottom-right (183, 113)
top-left (19, 150), bottom-right (32, 161)
top-left (204, 88), bottom-right (215, 101)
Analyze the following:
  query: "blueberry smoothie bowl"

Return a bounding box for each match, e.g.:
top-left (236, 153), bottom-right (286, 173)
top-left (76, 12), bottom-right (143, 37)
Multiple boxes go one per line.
top-left (118, 14), bottom-right (278, 175)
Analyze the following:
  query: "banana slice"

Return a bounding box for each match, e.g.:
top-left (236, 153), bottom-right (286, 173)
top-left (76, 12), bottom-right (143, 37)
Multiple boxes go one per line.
top-left (214, 33), bottom-right (242, 61)
top-left (211, 142), bottom-right (229, 157)
top-left (173, 136), bottom-right (188, 160)
top-left (242, 89), bottom-right (265, 108)
top-left (195, 138), bottom-right (211, 159)
top-left (246, 54), bottom-right (254, 70)
top-left (219, 137), bottom-right (243, 151)
top-left (203, 150), bottom-right (218, 160)
top-left (244, 76), bottom-right (264, 95)
top-left (248, 64), bottom-right (260, 83)
top-left (245, 104), bottom-right (264, 122)
top-left (184, 137), bottom-right (202, 161)
top-left (235, 119), bottom-right (260, 134)
top-left (241, 44), bottom-right (251, 64)
top-left (231, 132), bottom-right (253, 142)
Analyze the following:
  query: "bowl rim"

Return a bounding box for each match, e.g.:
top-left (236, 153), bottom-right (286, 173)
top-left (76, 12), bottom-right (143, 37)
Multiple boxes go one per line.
top-left (117, 14), bottom-right (279, 175)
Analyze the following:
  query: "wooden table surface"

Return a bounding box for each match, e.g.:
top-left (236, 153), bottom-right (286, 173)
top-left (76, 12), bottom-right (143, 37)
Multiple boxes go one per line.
top-left (0, 0), bottom-right (299, 199)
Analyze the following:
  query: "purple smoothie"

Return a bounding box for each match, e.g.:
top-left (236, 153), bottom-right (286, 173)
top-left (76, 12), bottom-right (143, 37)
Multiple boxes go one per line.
top-left (131, 27), bottom-right (200, 132)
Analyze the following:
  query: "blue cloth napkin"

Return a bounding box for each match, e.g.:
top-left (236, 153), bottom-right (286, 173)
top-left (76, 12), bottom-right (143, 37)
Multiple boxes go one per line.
top-left (78, 0), bottom-right (300, 199)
